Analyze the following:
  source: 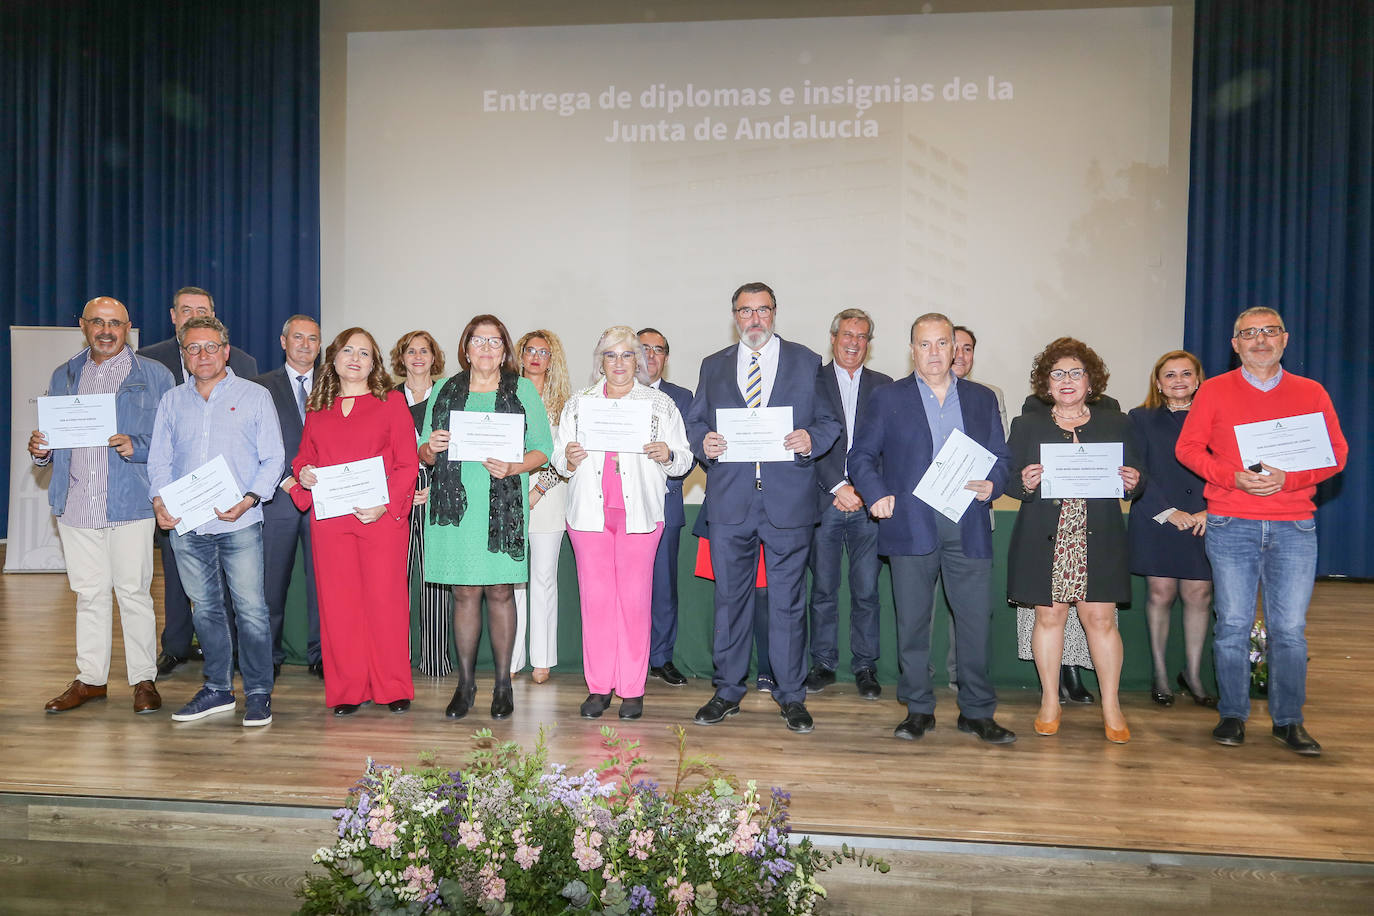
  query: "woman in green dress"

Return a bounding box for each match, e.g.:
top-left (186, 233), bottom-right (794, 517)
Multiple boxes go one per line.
top-left (419, 315), bottom-right (552, 720)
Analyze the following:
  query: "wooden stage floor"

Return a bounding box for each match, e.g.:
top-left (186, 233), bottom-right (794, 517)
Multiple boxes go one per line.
top-left (2, 553), bottom-right (1372, 868)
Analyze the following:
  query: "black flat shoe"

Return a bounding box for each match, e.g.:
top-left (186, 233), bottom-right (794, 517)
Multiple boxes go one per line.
top-left (1151, 686), bottom-right (1176, 707)
top-left (490, 686), bottom-right (514, 720)
top-left (1177, 672), bottom-right (1218, 707)
top-left (957, 714), bottom-right (1016, 744)
top-left (333, 703), bottom-right (360, 717)
top-left (580, 693), bottom-right (613, 719)
top-left (1272, 723), bottom-right (1321, 757)
top-left (779, 701), bottom-right (814, 733)
top-left (1059, 665), bottom-right (1095, 704)
top-left (618, 696), bottom-right (643, 719)
top-left (387, 699), bottom-right (411, 713)
top-left (893, 712), bottom-right (936, 740)
top-left (445, 683), bottom-right (475, 719)
top-left (1212, 716), bottom-right (1245, 746)
top-left (692, 695), bottom-right (740, 725)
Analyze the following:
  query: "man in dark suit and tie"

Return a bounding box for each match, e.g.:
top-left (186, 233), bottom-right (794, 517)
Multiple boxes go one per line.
top-left (137, 286), bottom-right (259, 674)
top-left (686, 282), bottom-right (840, 734)
top-left (639, 327), bottom-right (695, 687)
top-left (254, 315), bottom-right (323, 678)
top-left (848, 312), bottom-right (1015, 744)
top-left (805, 309), bottom-right (893, 700)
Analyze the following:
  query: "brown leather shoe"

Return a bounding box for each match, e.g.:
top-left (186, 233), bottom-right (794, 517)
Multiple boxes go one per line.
top-left (45, 679), bottom-right (107, 713)
top-left (133, 680), bottom-right (162, 714)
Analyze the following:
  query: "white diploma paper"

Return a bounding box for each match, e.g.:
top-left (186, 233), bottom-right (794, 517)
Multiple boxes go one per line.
top-left (913, 428), bottom-right (998, 521)
top-left (1040, 442), bottom-right (1124, 499)
top-left (715, 406), bottom-right (794, 463)
top-left (36, 393), bottom-right (117, 449)
top-left (158, 455), bottom-right (243, 535)
top-left (1233, 412), bottom-right (1337, 472)
top-left (311, 456), bottom-right (390, 521)
top-left (448, 410), bottom-right (525, 462)
top-left (577, 396), bottom-right (652, 453)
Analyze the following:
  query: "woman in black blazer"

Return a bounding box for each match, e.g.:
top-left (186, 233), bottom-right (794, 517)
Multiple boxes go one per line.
top-left (1007, 338), bottom-right (1143, 743)
top-left (1127, 350), bottom-right (1215, 707)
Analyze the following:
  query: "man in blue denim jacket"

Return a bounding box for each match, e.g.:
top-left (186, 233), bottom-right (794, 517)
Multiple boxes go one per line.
top-left (30, 297), bottom-right (175, 715)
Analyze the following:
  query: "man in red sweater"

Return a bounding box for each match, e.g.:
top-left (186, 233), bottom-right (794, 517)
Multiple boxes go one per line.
top-left (1176, 307), bottom-right (1347, 756)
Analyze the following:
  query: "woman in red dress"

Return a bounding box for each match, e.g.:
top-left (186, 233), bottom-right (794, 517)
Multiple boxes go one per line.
top-left (285, 327), bottom-right (418, 715)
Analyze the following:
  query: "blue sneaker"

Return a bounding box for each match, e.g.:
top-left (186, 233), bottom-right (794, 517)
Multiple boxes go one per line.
top-left (756, 675), bottom-right (777, 694)
top-left (243, 694), bottom-right (272, 727)
top-left (170, 687), bottom-right (236, 722)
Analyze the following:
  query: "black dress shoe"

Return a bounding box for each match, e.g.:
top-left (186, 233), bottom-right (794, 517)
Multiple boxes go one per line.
top-left (1059, 665), bottom-right (1095, 704)
top-left (893, 712), bottom-right (936, 740)
top-left (273, 663), bottom-right (282, 679)
top-left (388, 699), bottom-right (411, 713)
top-left (1213, 716), bottom-right (1245, 746)
top-left (1151, 686), bottom-right (1176, 707)
top-left (445, 683), bottom-right (476, 719)
top-left (854, 668), bottom-right (881, 700)
top-left (693, 695), bottom-right (740, 725)
top-left (649, 661), bottom-right (687, 687)
top-left (580, 693), bottom-right (613, 719)
top-left (333, 703), bottom-right (361, 717)
top-left (804, 665), bottom-right (836, 694)
top-left (957, 714), bottom-right (1016, 744)
top-left (618, 696), bottom-right (644, 719)
top-left (156, 652), bottom-right (188, 676)
top-left (1177, 672), bottom-right (1218, 707)
top-left (779, 702), bottom-right (814, 734)
top-left (308, 662), bottom-right (324, 679)
top-left (1272, 723), bottom-right (1321, 757)
top-left (490, 686), bottom-right (514, 720)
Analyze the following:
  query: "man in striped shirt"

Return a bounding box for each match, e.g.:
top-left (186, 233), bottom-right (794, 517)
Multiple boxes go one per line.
top-left (30, 296), bottom-right (175, 715)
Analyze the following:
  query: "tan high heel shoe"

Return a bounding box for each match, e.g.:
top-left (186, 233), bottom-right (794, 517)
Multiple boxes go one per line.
top-left (1034, 715), bottom-right (1061, 736)
top-left (531, 667), bottom-right (550, 684)
top-left (1104, 721), bottom-right (1131, 744)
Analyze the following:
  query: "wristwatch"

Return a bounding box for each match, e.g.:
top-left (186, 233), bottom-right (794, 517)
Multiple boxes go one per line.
top-left (245, 492), bottom-right (263, 507)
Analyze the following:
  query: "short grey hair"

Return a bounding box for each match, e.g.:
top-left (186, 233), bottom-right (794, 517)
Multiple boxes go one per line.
top-left (909, 311), bottom-right (954, 342)
top-left (589, 325), bottom-right (651, 385)
top-left (177, 315), bottom-right (229, 347)
top-left (280, 314), bottom-right (320, 338)
top-left (1232, 307), bottom-right (1285, 337)
top-left (829, 308), bottom-right (874, 339)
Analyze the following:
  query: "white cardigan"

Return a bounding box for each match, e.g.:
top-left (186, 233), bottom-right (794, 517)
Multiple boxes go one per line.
top-left (552, 380), bottom-right (693, 533)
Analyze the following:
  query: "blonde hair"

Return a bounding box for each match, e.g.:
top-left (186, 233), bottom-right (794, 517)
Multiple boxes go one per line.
top-left (1141, 350), bottom-right (1204, 409)
top-left (589, 325), bottom-right (650, 386)
top-left (517, 329), bottom-right (571, 423)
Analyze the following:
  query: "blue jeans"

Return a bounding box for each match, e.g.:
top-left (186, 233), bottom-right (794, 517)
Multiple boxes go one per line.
top-left (171, 523), bottom-right (274, 696)
top-left (1205, 515), bottom-right (1317, 725)
top-left (806, 504), bottom-right (882, 672)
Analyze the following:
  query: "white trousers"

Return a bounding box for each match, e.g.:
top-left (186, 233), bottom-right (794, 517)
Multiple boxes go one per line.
top-left (57, 518), bottom-right (158, 685)
top-left (511, 529), bottom-right (565, 671)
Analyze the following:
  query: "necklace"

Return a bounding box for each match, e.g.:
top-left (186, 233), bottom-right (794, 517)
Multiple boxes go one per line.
top-left (1167, 399), bottom-right (1193, 412)
top-left (1051, 405), bottom-right (1089, 423)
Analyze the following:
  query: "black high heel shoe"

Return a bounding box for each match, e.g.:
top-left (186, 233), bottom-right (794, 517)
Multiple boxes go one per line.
top-left (490, 685), bottom-right (514, 720)
top-left (446, 682), bottom-right (476, 719)
top-left (1059, 665), bottom-right (1096, 704)
top-left (1151, 683), bottom-right (1176, 707)
top-left (1177, 672), bottom-right (1218, 707)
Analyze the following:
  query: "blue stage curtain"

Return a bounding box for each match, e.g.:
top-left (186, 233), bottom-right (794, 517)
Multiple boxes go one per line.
top-left (1185, 0), bottom-right (1372, 577)
top-left (0, 0), bottom-right (320, 534)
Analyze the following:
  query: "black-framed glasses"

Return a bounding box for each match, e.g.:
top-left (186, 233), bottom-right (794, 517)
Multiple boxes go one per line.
top-left (641, 344), bottom-right (667, 356)
top-left (1048, 367), bottom-right (1086, 381)
top-left (734, 305), bottom-right (775, 319)
top-left (82, 317), bottom-right (128, 330)
top-left (1235, 325), bottom-right (1283, 340)
top-left (181, 342), bottom-right (223, 356)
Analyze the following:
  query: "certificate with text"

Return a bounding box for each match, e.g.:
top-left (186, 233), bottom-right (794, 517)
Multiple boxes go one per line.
top-left (448, 411), bottom-right (525, 462)
top-left (312, 456), bottom-right (390, 521)
top-left (715, 406), bottom-right (794, 463)
top-left (36, 393), bottom-right (117, 449)
top-left (1040, 442), bottom-right (1124, 499)
top-left (913, 428), bottom-right (997, 521)
top-left (578, 396), bottom-right (652, 453)
top-left (1233, 412), bottom-right (1337, 472)
top-left (158, 455), bottom-right (243, 535)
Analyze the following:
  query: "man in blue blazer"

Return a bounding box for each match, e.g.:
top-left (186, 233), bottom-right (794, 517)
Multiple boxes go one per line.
top-left (805, 309), bottom-right (892, 699)
top-left (137, 286), bottom-right (259, 674)
top-left (253, 315), bottom-right (323, 678)
top-left (686, 282), bottom-right (841, 734)
top-left (848, 312), bottom-right (1015, 744)
top-left (639, 328), bottom-right (695, 687)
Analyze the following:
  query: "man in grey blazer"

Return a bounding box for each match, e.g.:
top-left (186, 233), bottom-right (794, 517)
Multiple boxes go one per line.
top-left (254, 315), bottom-right (323, 678)
top-left (137, 286), bottom-right (259, 674)
top-left (686, 282), bottom-right (840, 734)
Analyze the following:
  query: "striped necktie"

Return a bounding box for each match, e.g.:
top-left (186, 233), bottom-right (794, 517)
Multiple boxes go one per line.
top-left (296, 374), bottom-right (308, 420)
top-left (745, 351), bottom-right (762, 407)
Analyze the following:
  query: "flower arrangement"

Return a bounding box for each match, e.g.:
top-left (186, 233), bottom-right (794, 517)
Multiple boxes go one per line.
top-left (297, 726), bottom-right (888, 915)
top-left (1249, 618), bottom-right (1268, 695)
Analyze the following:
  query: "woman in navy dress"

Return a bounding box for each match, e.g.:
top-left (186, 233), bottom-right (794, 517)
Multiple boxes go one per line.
top-left (1127, 350), bottom-right (1215, 707)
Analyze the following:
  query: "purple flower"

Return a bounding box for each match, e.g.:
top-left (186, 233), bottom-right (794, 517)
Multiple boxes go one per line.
top-left (628, 884), bottom-right (657, 913)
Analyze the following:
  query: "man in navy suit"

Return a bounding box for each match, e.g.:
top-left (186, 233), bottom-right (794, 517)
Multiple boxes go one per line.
top-left (137, 286), bottom-right (259, 674)
top-left (639, 327), bottom-right (695, 687)
top-left (805, 309), bottom-right (893, 700)
top-left (848, 312), bottom-right (1015, 744)
top-left (254, 315), bottom-right (323, 678)
top-left (686, 282), bottom-right (840, 734)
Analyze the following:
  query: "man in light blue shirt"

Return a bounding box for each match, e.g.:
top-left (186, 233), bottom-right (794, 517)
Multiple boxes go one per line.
top-left (148, 317), bottom-right (283, 726)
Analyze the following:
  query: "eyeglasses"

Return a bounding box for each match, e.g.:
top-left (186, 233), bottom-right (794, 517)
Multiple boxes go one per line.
top-left (602, 351), bottom-right (637, 363)
top-left (82, 317), bottom-right (127, 330)
top-left (641, 345), bottom-right (667, 356)
top-left (734, 305), bottom-right (775, 319)
top-left (181, 342), bottom-right (223, 356)
top-left (1235, 325), bottom-right (1284, 340)
top-left (522, 347), bottom-right (551, 358)
top-left (1048, 368), bottom-right (1087, 381)
top-left (468, 336), bottom-right (504, 350)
